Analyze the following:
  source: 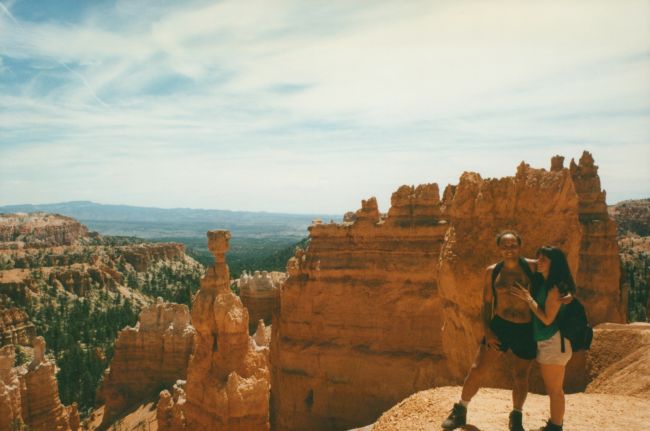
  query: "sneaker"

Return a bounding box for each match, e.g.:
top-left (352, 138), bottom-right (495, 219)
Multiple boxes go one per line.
top-left (535, 419), bottom-right (563, 431)
top-left (509, 410), bottom-right (525, 431)
top-left (441, 403), bottom-right (466, 430)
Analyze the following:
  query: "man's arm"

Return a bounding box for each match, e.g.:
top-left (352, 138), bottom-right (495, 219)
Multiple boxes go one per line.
top-left (482, 265), bottom-right (499, 349)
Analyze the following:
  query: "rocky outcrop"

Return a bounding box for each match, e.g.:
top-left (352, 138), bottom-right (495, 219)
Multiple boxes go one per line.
top-left (585, 322), bottom-right (650, 397)
top-left (238, 270), bottom-right (285, 331)
top-left (439, 152), bottom-right (623, 386)
top-left (271, 185), bottom-right (451, 431)
top-left (610, 199), bottom-right (650, 236)
top-left (271, 152), bottom-right (625, 431)
top-left (162, 230), bottom-right (271, 431)
top-left (98, 300), bottom-right (195, 422)
top-left (0, 308), bottom-right (35, 347)
top-left (157, 380), bottom-right (188, 431)
top-left (612, 199), bottom-right (650, 322)
top-left (0, 213), bottom-right (88, 247)
top-left (619, 236), bottom-right (650, 321)
top-left (0, 344), bottom-right (22, 431)
top-left (120, 243), bottom-right (186, 272)
top-left (0, 337), bottom-right (79, 431)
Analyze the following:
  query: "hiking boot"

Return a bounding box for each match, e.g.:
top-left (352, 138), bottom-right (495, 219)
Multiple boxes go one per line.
top-left (441, 403), bottom-right (466, 430)
top-left (535, 419), bottom-right (563, 431)
top-left (509, 410), bottom-right (525, 431)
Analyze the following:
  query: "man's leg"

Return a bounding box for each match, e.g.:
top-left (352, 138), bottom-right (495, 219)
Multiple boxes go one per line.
top-left (461, 342), bottom-right (503, 402)
top-left (443, 343), bottom-right (502, 430)
top-left (511, 356), bottom-right (533, 410)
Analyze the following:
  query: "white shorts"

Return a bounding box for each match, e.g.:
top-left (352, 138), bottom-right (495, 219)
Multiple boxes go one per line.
top-left (537, 331), bottom-right (572, 365)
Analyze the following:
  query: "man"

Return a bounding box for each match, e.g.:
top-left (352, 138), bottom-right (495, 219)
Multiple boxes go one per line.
top-left (442, 231), bottom-right (538, 431)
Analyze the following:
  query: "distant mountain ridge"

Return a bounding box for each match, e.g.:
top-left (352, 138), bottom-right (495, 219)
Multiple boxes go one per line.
top-left (0, 201), bottom-right (339, 239)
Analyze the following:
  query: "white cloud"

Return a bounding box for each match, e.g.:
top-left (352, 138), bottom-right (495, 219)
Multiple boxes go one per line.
top-left (0, 0), bottom-right (649, 212)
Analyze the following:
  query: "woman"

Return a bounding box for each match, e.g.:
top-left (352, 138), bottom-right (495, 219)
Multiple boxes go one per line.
top-left (511, 246), bottom-right (575, 431)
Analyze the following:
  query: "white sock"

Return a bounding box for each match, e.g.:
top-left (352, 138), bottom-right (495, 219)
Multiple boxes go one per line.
top-left (459, 399), bottom-right (469, 407)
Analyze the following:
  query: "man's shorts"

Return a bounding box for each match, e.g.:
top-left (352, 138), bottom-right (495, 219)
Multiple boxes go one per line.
top-left (481, 315), bottom-right (536, 360)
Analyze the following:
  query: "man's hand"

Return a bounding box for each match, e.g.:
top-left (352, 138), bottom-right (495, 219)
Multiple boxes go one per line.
top-left (484, 328), bottom-right (501, 350)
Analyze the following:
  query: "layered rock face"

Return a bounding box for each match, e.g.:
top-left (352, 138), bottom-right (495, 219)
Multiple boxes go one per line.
top-left (0, 213), bottom-right (89, 247)
top-left (238, 270), bottom-right (285, 331)
top-left (271, 152), bottom-right (624, 430)
top-left (610, 199), bottom-right (650, 237)
top-left (611, 199), bottom-right (650, 321)
top-left (162, 230), bottom-right (270, 431)
top-left (439, 153), bottom-right (623, 383)
top-left (0, 308), bottom-right (35, 347)
top-left (0, 337), bottom-right (79, 431)
top-left (98, 300), bottom-right (195, 422)
top-left (0, 344), bottom-right (22, 431)
top-left (121, 243), bottom-right (187, 272)
top-left (272, 185), bottom-right (451, 431)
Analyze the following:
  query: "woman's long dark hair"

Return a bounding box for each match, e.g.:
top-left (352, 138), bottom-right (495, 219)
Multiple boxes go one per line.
top-left (536, 246), bottom-right (576, 295)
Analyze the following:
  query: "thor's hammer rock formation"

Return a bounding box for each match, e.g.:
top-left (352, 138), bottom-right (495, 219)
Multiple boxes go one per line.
top-left (159, 230), bottom-right (270, 431)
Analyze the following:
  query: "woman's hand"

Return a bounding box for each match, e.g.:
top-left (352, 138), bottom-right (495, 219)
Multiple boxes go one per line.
top-left (510, 281), bottom-right (533, 304)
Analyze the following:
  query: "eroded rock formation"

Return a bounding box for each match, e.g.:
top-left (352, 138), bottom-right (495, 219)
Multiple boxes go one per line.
top-left (271, 152), bottom-right (625, 430)
top-left (0, 344), bottom-right (22, 431)
top-left (0, 337), bottom-right (79, 431)
top-left (0, 213), bottom-right (89, 247)
top-left (160, 230), bottom-right (271, 431)
top-left (272, 185), bottom-right (451, 431)
top-left (98, 300), bottom-right (195, 422)
top-left (439, 152), bottom-right (623, 386)
top-left (0, 308), bottom-right (35, 347)
top-left (238, 270), bottom-right (285, 331)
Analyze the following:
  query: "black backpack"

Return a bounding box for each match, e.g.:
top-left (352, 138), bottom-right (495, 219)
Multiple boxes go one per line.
top-left (557, 297), bottom-right (593, 353)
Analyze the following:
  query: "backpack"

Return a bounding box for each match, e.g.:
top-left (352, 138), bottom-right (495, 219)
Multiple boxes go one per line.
top-left (557, 297), bottom-right (593, 353)
top-left (491, 257), bottom-right (536, 315)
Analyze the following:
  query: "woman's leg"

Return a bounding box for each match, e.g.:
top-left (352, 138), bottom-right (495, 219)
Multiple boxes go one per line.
top-left (538, 363), bottom-right (566, 425)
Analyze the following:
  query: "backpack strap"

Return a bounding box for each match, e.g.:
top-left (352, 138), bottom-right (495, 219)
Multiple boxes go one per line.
top-left (517, 257), bottom-right (535, 283)
top-left (491, 261), bottom-right (505, 317)
top-left (560, 334), bottom-right (566, 353)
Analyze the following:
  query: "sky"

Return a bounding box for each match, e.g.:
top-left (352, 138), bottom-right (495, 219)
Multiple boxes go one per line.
top-left (1, 0), bottom-right (649, 214)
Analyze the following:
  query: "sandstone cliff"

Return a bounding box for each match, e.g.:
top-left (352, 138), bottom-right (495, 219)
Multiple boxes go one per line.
top-left (238, 270), bottom-right (285, 331)
top-left (158, 230), bottom-right (271, 431)
top-left (0, 213), bottom-right (89, 247)
top-left (98, 300), bottom-right (195, 422)
top-left (271, 152), bottom-right (624, 431)
top-left (439, 153), bottom-right (623, 386)
top-left (611, 199), bottom-right (650, 321)
top-left (0, 336), bottom-right (79, 431)
top-left (0, 308), bottom-right (35, 347)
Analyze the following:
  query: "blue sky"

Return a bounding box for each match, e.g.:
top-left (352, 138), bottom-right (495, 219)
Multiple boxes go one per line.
top-left (1, 0), bottom-right (649, 214)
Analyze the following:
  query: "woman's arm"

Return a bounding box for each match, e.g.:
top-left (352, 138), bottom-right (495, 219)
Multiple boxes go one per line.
top-left (511, 283), bottom-right (562, 326)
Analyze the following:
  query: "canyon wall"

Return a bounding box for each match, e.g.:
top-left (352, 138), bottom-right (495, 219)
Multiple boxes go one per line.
top-left (0, 308), bottom-right (35, 347)
top-left (0, 337), bottom-right (78, 431)
top-left (0, 213), bottom-right (89, 247)
top-left (271, 185), bottom-right (452, 431)
top-left (238, 270), bottom-right (285, 331)
top-left (439, 153), bottom-right (623, 384)
top-left (162, 230), bottom-right (271, 431)
top-left (271, 152), bottom-right (625, 430)
top-left (98, 300), bottom-right (195, 422)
